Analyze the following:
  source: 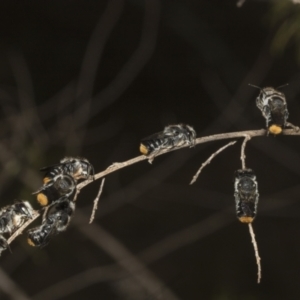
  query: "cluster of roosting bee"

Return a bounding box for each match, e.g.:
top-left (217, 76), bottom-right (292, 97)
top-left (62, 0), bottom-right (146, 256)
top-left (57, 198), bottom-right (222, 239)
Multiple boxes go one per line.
top-left (28, 157), bottom-right (94, 248)
top-left (232, 84), bottom-right (297, 224)
top-left (140, 85), bottom-right (296, 225)
top-left (0, 85), bottom-right (296, 256)
top-left (0, 157), bottom-right (94, 255)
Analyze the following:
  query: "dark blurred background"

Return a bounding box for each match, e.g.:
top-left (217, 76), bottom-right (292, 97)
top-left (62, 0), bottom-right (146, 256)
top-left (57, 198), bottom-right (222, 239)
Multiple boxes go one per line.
top-left (0, 0), bottom-right (300, 299)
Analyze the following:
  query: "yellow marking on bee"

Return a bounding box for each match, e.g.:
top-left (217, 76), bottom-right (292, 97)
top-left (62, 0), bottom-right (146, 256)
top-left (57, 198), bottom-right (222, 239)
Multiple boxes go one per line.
top-left (37, 193), bottom-right (48, 206)
top-left (238, 216), bottom-right (254, 223)
top-left (43, 177), bottom-right (51, 184)
top-left (139, 143), bottom-right (149, 155)
top-left (27, 238), bottom-right (36, 247)
top-left (269, 125), bottom-right (282, 135)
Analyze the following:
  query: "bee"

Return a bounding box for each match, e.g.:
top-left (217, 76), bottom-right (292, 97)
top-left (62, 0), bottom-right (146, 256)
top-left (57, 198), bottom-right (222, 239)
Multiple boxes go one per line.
top-left (0, 201), bottom-right (34, 256)
top-left (0, 236), bottom-right (8, 256)
top-left (27, 198), bottom-right (75, 248)
top-left (140, 124), bottom-right (196, 158)
top-left (40, 157), bottom-right (94, 183)
top-left (33, 174), bottom-right (76, 206)
top-left (250, 84), bottom-right (289, 135)
top-left (234, 169), bottom-right (259, 224)
top-left (0, 201), bottom-right (34, 235)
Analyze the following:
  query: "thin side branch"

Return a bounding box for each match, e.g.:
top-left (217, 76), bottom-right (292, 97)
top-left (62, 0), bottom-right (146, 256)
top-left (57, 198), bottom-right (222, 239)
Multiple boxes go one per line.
top-left (7, 128), bottom-right (300, 245)
top-left (241, 135), bottom-right (251, 169)
top-left (248, 223), bottom-right (261, 283)
top-left (89, 178), bottom-right (105, 224)
top-left (190, 141), bottom-right (237, 185)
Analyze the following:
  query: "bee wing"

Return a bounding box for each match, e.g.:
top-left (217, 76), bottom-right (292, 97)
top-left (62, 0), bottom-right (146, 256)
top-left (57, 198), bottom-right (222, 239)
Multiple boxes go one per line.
top-left (141, 130), bottom-right (165, 142)
top-left (32, 178), bottom-right (55, 195)
top-left (39, 163), bottom-right (62, 172)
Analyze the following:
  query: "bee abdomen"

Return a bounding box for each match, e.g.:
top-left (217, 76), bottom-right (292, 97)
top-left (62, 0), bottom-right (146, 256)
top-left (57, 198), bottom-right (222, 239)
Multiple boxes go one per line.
top-left (234, 169), bottom-right (259, 224)
top-left (140, 138), bottom-right (165, 155)
top-left (28, 224), bottom-right (52, 247)
top-left (236, 201), bottom-right (256, 223)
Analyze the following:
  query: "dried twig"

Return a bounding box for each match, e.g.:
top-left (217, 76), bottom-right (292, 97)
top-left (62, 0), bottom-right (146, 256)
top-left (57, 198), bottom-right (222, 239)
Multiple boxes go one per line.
top-left (248, 223), bottom-right (261, 283)
top-left (7, 128), bottom-right (300, 246)
top-left (190, 141), bottom-right (237, 185)
top-left (240, 135), bottom-right (251, 169)
top-left (0, 267), bottom-right (31, 300)
top-left (89, 178), bottom-right (105, 224)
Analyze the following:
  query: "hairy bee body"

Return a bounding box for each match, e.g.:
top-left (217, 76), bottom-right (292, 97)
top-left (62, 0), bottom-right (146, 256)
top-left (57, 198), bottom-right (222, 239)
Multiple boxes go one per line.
top-left (255, 87), bottom-right (289, 134)
top-left (35, 157), bottom-right (93, 206)
top-left (28, 198), bottom-right (75, 248)
top-left (34, 174), bottom-right (76, 206)
top-left (0, 201), bottom-right (33, 234)
top-left (41, 157), bottom-right (94, 182)
top-left (234, 169), bottom-right (259, 223)
top-left (0, 236), bottom-right (8, 256)
top-left (0, 201), bottom-right (34, 256)
top-left (140, 124), bottom-right (196, 157)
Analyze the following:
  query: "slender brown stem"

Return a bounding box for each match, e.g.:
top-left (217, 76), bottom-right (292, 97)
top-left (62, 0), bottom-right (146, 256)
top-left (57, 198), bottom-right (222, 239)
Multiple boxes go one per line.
top-left (7, 128), bottom-right (300, 245)
top-left (240, 135), bottom-right (251, 169)
top-left (190, 140), bottom-right (237, 185)
top-left (248, 223), bottom-right (261, 283)
top-left (89, 178), bottom-right (105, 224)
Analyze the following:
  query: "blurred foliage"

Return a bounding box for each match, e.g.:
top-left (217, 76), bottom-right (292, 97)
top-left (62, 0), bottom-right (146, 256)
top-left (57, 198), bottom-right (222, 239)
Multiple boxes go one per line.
top-left (268, 0), bottom-right (300, 62)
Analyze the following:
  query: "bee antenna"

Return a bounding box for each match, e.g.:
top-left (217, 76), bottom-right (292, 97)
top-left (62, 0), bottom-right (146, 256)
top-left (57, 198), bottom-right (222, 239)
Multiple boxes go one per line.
top-left (248, 83), bottom-right (262, 90)
top-left (276, 83), bottom-right (289, 90)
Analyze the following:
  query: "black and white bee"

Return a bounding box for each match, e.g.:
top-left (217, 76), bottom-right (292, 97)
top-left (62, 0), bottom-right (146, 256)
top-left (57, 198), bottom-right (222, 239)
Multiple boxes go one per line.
top-left (0, 236), bottom-right (8, 256)
top-left (0, 201), bottom-right (34, 256)
top-left (250, 84), bottom-right (289, 135)
top-left (234, 169), bottom-right (259, 224)
top-left (40, 157), bottom-right (94, 183)
top-left (27, 198), bottom-right (75, 248)
top-left (140, 124), bottom-right (196, 159)
top-left (33, 174), bottom-right (76, 206)
top-left (0, 201), bottom-right (34, 235)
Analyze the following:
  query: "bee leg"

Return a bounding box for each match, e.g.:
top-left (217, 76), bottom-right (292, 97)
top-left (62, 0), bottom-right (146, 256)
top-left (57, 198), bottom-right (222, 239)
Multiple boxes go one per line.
top-left (0, 235), bottom-right (9, 255)
top-left (146, 149), bottom-right (160, 164)
top-left (32, 179), bottom-right (55, 195)
top-left (147, 156), bottom-right (155, 164)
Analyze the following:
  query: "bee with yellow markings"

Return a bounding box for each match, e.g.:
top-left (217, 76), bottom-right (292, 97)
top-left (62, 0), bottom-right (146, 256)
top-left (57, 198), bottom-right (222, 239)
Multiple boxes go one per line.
top-left (33, 174), bottom-right (76, 206)
top-left (34, 157), bottom-right (93, 206)
top-left (234, 169), bottom-right (259, 223)
top-left (250, 84), bottom-right (289, 135)
top-left (140, 124), bottom-right (196, 159)
top-left (0, 201), bottom-right (34, 234)
top-left (28, 198), bottom-right (75, 248)
top-left (0, 201), bottom-right (34, 256)
top-left (40, 157), bottom-right (94, 183)
top-left (0, 236), bottom-right (8, 256)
